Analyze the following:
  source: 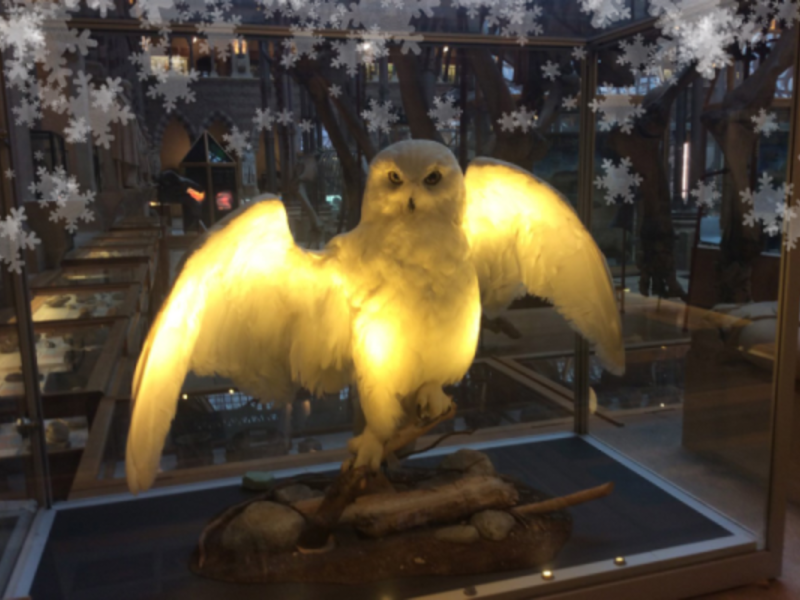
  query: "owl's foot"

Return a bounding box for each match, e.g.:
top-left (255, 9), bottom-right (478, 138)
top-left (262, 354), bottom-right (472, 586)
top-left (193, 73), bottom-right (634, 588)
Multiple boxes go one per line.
top-left (344, 428), bottom-right (385, 472)
top-left (416, 382), bottom-right (453, 421)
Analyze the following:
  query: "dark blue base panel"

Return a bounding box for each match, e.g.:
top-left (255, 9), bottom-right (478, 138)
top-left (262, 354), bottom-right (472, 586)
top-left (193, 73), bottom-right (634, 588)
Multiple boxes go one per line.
top-left (31, 436), bottom-right (733, 600)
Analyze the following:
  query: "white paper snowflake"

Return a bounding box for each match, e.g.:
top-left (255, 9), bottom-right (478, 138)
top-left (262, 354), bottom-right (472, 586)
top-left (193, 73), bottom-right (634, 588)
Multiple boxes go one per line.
top-left (146, 68), bottom-right (199, 113)
top-left (0, 207), bottom-right (40, 274)
top-left (33, 151), bottom-right (44, 162)
top-left (222, 126), bottom-right (251, 157)
top-left (197, 9), bottom-right (242, 60)
top-left (4, 169), bottom-right (14, 180)
top-left (298, 119), bottom-right (314, 133)
top-left (276, 109), bottom-right (295, 127)
top-left (579, 0), bottom-right (631, 29)
top-left (689, 180), bottom-right (721, 209)
top-left (594, 157), bottom-right (642, 205)
top-left (617, 34), bottom-right (655, 74)
top-left (780, 200), bottom-right (800, 250)
top-left (428, 96), bottom-right (462, 131)
top-left (361, 99), bottom-right (399, 134)
top-left (12, 98), bottom-right (41, 127)
top-left (589, 90), bottom-right (644, 134)
top-left (329, 84), bottom-right (342, 98)
top-left (64, 117), bottom-right (91, 144)
top-left (281, 26), bottom-right (322, 68)
top-left (253, 107), bottom-right (275, 130)
top-left (562, 95), bottom-right (578, 111)
top-left (741, 172), bottom-right (793, 236)
top-left (572, 46), bottom-right (587, 61)
top-left (491, 0), bottom-right (543, 45)
top-left (649, 1), bottom-right (741, 79)
top-left (497, 106), bottom-right (537, 133)
top-left (541, 60), bottom-right (561, 81)
top-left (30, 166), bottom-right (95, 233)
top-left (64, 73), bottom-right (135, 149)
top-left (751, 108), bottom-right (779, 137)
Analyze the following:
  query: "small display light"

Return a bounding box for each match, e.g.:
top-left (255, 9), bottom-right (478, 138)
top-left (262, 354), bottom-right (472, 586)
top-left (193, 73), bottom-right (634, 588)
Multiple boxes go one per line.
top-left (228, 388), bottom-right (235, 394)
top-left (541, 570), bottom-right (554, 581)
top-left (181, 394), bottom-right (188, 400)
top-left (614, 556), bottom-right (626, 566)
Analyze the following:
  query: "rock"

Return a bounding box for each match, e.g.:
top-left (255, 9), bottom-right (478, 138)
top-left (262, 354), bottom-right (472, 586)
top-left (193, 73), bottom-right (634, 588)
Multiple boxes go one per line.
top-left (439, 449), bottom-right (495, 476)
top-left (471, 510), bottom-right (515, 541)
top-left (221, 501), bottom-right (305, 553)
top-left (242, 471), bottom-right (274, 491)
top-left (275, 484), bottom-right (324, 504)
top-left (434, 525), bottom-right (480, 544)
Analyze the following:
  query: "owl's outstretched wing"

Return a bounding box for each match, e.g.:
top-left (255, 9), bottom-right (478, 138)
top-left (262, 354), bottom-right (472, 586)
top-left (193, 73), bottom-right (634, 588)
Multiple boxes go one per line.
top-left (463, 157), bottom-right (624, 375)
top-left (127, 200), bottom-right (352, 493)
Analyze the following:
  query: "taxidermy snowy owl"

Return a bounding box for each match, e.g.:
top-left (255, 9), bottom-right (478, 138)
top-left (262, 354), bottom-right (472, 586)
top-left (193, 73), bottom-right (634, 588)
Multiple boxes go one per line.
top-left (126, 140), bottom-right (624, 493)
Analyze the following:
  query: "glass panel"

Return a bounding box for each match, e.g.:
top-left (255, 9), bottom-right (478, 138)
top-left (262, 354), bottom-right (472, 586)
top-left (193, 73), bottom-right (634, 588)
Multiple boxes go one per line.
top-left (4, 0), bottom-right (799, 597)
top-left (587, 26), bottom-right (795, 547)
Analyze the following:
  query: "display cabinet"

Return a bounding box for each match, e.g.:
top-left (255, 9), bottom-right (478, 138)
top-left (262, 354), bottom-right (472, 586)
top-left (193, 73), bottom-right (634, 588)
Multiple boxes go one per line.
top-left (4, 1), bottom-right (800, 599)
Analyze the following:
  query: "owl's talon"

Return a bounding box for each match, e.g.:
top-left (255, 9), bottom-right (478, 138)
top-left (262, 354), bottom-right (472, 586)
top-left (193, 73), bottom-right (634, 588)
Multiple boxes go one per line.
top-left (346, 429), bottom-right (385, 472)
top-left (416, 382), bottom-right (452, 421)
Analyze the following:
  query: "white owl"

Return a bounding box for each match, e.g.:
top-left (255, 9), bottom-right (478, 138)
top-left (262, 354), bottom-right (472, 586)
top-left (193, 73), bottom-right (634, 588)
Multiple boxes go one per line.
top-left (126, 140), bottom-right (625, 493)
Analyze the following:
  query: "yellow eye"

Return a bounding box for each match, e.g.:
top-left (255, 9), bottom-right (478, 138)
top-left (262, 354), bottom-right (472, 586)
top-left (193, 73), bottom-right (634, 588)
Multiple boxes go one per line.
top-left (388, 171), bottom-right (403, 185)
top-left (424, 171), bottom-right (442, 185)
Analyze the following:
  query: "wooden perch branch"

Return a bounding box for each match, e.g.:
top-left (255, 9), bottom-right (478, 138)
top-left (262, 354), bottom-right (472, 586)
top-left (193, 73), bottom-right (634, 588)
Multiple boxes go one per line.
top-left (513, 482), bottom-right (614, 517)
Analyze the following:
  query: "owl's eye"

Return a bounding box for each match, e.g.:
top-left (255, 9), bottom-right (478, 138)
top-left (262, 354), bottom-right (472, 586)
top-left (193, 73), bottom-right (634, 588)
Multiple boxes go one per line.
top-left (388, 171), bottom-right (403, 185)
top-left (424, 171), bottom-right (442, 186)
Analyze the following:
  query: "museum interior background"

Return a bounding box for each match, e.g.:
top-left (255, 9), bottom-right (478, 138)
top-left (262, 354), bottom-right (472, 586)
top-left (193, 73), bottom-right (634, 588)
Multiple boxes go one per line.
top-left (0, 0), bottom-right (799, 598)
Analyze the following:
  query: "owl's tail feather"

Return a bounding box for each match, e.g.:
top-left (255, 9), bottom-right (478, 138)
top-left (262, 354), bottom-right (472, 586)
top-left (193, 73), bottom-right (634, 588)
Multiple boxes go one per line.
top-left (127, 277), bottom-right (206, 495)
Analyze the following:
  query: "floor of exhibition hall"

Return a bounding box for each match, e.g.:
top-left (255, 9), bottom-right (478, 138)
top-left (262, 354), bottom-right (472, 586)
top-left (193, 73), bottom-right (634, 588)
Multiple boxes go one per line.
top-left (28, 436), bottom-right (746, 600)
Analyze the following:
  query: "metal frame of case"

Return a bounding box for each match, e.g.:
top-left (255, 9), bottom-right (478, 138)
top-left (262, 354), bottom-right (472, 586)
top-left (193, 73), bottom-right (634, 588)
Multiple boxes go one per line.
top-left (1, 14), bottom-right (799, 600)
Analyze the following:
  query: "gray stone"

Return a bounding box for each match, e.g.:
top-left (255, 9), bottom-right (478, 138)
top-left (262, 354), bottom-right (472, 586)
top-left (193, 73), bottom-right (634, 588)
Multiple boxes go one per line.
top-left (274, 484), bottom-right (324, 504)
top-left (439, 449), bottom-right (496, 476)
top-left (471, 510), bottom-right (516, 541)
top-left (434, 525), bottom-right (480, 544)
top-left (221, 501), bottom-right (305, 553)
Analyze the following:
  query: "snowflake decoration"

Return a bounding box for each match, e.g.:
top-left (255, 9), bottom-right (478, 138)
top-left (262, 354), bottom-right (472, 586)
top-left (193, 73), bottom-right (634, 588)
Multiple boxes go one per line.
top-left (133, 37), bottom-right (199, 112)
top-left (751, 108), bottom-right (779, 137)
top-left (298, 119), bottom-right (314, 134)
top-left (589, 89), bottom-right (644, 134)
top-left (780, 200), bottom-right (800, 250)
top-left (572, 46), bottom-right (587, 61)
top-left (29, 166), bottom-right (95, 234)
top-left (197, 9), bottom-right (242, 60)
top-left (361, 99), bottom-right (399, 134)
top-left (222, 126), bottom-right (252, 157)
top-left (0, 207), bottom-right (40, 274)
top-left (33, 151), bottom-right (44, 162)
top-left (579, 0), bottom-right (631, 29)
top-left (562, 95), bottom-right (578, 111)
top-left (64, 117), bottom-right (91, 144)
top-left (649, 1), bottom-right (741, 79)
top-left (428, 96), bottom-right (462, 131)
top-left (281, 26), bottom-right (322, 68)
top-left (617, 34), bottom-right (655, 74)
top-left (253, 107), bottom-right (275, 130)
top-left (491, 0), bottom-right (544, 45)
top-left (594, 157), bottom-right (642, 205)
top-left (740, 172), bottom-right (793, 236)
top-left (329, 84), bottom-right (342, 98)
top-left (4, 169), bottom-right (14, 181)
top-left (276, 109), bottom-right (295, 127)
top-left (541, 60), bottom-right (561, 81)
top-left (66, 73), bottom-right (135, 148)
top-left (497, 106), bottom-right (538, 133)
top-left (689, 180), bottom-right (721, 209)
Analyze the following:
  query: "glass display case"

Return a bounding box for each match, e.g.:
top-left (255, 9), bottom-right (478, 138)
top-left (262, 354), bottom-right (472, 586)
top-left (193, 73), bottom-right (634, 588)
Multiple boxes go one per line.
top-left (1, 1), bottom-right (799, 599)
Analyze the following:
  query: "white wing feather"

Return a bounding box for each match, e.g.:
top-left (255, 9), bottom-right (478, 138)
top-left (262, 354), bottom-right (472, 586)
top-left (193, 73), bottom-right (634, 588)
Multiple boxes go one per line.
top-left (463, 158), bottom-right (625, 375)
top-left (127, 200), bottom-right (352, 493)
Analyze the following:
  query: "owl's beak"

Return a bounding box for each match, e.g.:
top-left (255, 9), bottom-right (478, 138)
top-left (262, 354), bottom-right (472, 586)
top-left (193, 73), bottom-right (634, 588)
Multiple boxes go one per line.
top-left (408, 197), bottom-right (416, 212)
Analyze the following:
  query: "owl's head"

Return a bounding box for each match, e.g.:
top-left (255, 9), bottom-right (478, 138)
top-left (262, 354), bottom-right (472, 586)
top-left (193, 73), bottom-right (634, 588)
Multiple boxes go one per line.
top-left (362, 140), bottom-right (464, 224)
